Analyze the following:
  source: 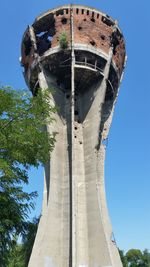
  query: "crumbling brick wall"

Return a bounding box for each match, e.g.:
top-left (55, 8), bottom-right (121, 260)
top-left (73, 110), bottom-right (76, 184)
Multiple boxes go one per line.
top-left (21, 5), bottom-right (126, 79)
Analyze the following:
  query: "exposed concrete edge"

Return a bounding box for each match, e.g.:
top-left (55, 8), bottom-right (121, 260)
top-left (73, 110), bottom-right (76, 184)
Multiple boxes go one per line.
top-left (35, 44), bottom-right (119, 78)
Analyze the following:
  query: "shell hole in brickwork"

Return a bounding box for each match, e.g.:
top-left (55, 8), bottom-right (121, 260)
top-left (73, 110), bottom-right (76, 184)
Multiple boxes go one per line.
top-left (101, 16), bottom-right (114, 27)
top-left (87, 10), bottom-right (89, 15)
top-left (83, 18), bottom-right (87, 21)
top-left (91, 18), bottom-right (95, 23)
top-left (61, 17), bottom-right (67, 24)
top-left (65, 9), bottom-right (69, 14)
top-left (78, 26), bottom-right (82, 31)
top-left (90, 40), bottom-right (96, 46)
top-left (97, 13), bottom-right (100, 19)
top-left (56, 9), bottom-right (64, 16)
top-left (101, 35), bottom-right (105, 41)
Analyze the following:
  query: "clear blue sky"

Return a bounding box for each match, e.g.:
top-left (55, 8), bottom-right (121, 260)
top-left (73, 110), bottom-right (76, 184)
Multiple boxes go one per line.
top-left (0, 0), bottom-right (150, 253)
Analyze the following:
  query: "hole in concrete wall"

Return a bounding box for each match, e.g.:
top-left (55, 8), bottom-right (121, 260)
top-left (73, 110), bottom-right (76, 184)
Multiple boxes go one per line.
top-left (87, 10), bottom-right (89, 15)
top-left (74, 135), bottom-right (77, 138)
top-left (101, 16), bottom-right (114, 26)
top-left (78, 26), bottom-right (82, 30)
top-left (79, 141), bottom-right (82, 144)
top-left (101, 35), bottom-right (105, 40)
top-left (82, 9), bottom-right (84, 14)
top-left (90, 40), bottom-right (96, 46)
top-left (75, 110), bottom-right (79, 115)
top-left (56, 9), bottom-right (64, 16)
top-left (61, 17), bottom-right (67, 24)
top-left (76, 8), bottom-right (79, 14)
top-left (75, 126), bottom-right (77, 130)
top-left (91, 18), bottom-right (95, 22)
top-left (97, 13), bottom-right (100, 19)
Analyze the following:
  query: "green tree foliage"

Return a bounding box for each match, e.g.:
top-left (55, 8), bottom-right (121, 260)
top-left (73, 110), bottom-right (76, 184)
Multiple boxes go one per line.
top-left (6, 218), bottom-right (39, 267)
top-left (0, 87), bottom-right (56, 266)
top-left (119, 249), bottom-right (128, 267)
top-left (126, 249), bottom-right (143, 267)
top-left (59, 31), bottom-right (68, 49)
top-left (21, 217), bottom-right (39, 266)
top-left (120, 248), bottom-right (150, 267)
top-left (7, 242), bottom-right (24, 267)
top-left (142, 249), bottom-right (150, 267)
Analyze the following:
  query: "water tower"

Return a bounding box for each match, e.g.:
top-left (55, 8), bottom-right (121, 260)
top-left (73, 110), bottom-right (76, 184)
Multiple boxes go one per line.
top-left (21, 5), bottom-right (126, 267)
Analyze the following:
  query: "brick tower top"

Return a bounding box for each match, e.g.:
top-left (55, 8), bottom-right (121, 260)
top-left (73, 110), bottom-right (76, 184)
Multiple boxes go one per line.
top-left (21, 5), bottom-right (126, 96)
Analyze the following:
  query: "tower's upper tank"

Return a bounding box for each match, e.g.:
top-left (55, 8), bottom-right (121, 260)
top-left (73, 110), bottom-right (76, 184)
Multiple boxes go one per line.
top-left (21, 5), bottom-right (126, 94)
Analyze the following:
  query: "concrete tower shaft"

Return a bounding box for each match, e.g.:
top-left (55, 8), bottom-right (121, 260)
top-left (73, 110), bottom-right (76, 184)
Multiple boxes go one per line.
top-left (21, 5), bottom-right (126, 267)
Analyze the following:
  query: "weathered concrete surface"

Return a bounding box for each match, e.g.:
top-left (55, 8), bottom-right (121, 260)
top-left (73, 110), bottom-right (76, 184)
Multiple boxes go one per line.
top-left (28, 69), bottom-right (122, 267)
top-left (21, 5), bottom-right (126, 267)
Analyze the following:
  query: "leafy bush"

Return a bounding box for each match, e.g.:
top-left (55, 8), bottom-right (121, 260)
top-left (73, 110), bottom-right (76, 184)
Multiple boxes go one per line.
top-left (59, 32), bottom-right (68, 49)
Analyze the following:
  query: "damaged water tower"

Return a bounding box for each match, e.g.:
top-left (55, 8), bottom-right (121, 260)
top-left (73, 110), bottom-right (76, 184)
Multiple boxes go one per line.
top-left (21, 4), bottom-right (126, 267)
